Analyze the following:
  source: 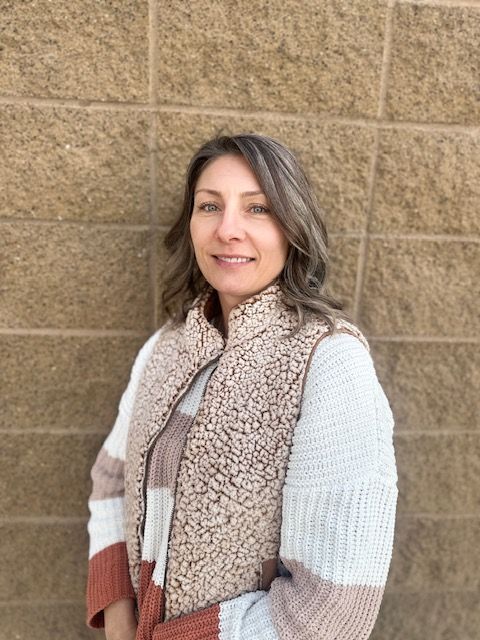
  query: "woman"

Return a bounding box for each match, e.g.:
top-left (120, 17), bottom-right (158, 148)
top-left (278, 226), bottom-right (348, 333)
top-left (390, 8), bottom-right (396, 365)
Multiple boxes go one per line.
top-left (86, 134), bottom-right (398, 640)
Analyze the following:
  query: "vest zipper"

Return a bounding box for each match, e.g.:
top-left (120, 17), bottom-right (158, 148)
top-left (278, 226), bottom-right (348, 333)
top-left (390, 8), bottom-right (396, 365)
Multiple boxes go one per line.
top-left (138, 354), bottom-right (222, 620)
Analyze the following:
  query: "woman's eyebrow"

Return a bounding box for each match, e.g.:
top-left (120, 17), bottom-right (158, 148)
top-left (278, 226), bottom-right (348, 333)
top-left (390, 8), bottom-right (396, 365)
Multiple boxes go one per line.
top-left (194, 189), bottom-right (265, 197)
top-left (194, 189), bottom-right (221, 197)
top-left (241, 190), bottom-right (265, 198)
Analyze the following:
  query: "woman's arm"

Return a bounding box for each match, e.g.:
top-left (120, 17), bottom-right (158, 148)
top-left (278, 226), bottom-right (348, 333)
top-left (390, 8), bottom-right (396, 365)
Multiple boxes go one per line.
top-left (154, 331), bottom-right (398, 639)
top-left (104, 598), bottom-right (138, 640)
top-left (86, 328), bottom-right (163, 629)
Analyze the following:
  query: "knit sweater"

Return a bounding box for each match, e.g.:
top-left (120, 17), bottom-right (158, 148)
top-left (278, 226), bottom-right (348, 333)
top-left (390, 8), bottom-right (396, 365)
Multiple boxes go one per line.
top-left (86, 283), bottom-right (398, 640)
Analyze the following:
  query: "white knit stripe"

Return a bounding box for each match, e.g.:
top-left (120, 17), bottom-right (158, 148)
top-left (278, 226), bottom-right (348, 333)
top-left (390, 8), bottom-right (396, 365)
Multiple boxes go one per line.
top-left (87, 496), bottom-right (126, 559)
top-left (103, 328), bottom-right (163, 461)
top-left (280, 478), bottom-right (397, 586)
top-left (176, 360), bottom-right (218, 417)
top-left (142, 486), bottom-right (174, 582)
top-left (219, 591), bottom-right (279, 640)
top-left (286, 332), bottom-right (397, 489)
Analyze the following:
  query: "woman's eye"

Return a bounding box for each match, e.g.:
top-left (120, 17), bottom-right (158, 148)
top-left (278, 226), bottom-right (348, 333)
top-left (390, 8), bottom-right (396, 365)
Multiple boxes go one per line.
top-left (199, 203), bottom-right (219, 212)
top-left (251, 205), bottom-right (269, 214)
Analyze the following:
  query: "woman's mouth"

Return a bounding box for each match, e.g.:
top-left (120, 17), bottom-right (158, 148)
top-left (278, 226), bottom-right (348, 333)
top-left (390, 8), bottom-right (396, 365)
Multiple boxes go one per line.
top-left (213, 255), bottom-right (255, 267)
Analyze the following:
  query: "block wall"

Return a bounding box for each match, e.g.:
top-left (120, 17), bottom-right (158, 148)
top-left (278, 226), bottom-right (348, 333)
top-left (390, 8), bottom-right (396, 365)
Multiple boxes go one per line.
top-left (0, 0), bottom-right (479, 638)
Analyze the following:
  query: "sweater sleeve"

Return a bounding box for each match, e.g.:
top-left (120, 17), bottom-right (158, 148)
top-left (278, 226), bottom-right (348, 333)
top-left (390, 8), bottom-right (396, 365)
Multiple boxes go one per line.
top-left (86, 328), bottom-right (163, 628)
top-left (153, 332), bottom-right (398, 640)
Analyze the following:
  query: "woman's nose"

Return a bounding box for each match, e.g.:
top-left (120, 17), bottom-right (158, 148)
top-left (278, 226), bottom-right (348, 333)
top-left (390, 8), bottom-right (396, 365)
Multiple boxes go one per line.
top-left (215, 207), bottom-right (246, 241)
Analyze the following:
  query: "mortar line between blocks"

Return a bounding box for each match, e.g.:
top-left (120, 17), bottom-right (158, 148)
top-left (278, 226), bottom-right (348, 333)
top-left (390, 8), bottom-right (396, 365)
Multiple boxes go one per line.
top-left (0, 599), bottom-right (88, 606)
top-left (1, 96), bottom-right (478, 133)
top-left (148, 103), bottom-right (160, 330)
top-left (367, 233), bottom-right (480, 242)
top-left (0, 429), bottom-right (114, 435)
top-left (0, 516), bottom-right (88, 524)
top-left (394, 430), bottom-right (480, 436)
top-left (0, 95), bottom-right (154, 109)
top-left (0, 328), bottom-right (148, 337)
top-left (397, 0), bottom-right (480, 7)
top-left (352, 127), bottom-right (379, 323)
top-left (378, 0), bottom-right (396, 121)
top-left (367, 335), bottom-right (480, 343)
top-left (148, 0), bottom-right (158, 105)
top-left (0, 218), bottom-right (150, 230)
top-left (396, 513), bottom-right (480, 519)
top-left (353, 0), bottom-right (396, 324)
top-left (153, 106), bottom-right (480, 133)
top-left (148, 0), bottom-right (160, 330)
top-left (385, 588), bottom-right (480, 595)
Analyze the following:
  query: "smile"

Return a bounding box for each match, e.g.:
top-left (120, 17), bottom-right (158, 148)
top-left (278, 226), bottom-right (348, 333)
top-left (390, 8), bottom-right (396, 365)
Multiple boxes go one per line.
top-left (213, 256), bottom-right (255, 264)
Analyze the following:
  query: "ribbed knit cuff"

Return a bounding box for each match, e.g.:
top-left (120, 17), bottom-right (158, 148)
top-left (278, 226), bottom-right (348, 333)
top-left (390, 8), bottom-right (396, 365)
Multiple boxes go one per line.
top-left (86, 541), bottom-right (136, 628)
top-left (153, 603), bottom-right (220, 640)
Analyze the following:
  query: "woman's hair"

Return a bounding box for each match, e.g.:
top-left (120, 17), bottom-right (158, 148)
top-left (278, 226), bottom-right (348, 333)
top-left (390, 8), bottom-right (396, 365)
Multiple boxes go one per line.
top-left (161, 133), bottom-right (353, 336)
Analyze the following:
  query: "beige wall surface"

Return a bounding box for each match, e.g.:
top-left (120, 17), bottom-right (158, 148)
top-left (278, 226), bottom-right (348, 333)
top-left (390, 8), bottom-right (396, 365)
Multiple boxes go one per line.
top-left (1, 0), bottom-right (479, 638)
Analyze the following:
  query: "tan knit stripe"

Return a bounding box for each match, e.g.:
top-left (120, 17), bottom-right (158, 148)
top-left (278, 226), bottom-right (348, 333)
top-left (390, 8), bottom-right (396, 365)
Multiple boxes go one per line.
top-left (268, 558), bottom-right (384, 639)
top-left (90, 447), bottom-right (125, 500)
top-left (147, 409), bottom-right (193, 490)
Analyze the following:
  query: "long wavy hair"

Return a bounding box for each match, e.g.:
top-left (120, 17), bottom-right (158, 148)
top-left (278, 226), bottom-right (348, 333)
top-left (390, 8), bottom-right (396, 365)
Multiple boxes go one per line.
top-left (160, 133), bottom-right (353, 337)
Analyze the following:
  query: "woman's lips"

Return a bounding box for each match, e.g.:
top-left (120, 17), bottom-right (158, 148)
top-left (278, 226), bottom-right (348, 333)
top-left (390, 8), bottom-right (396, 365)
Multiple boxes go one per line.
top-left (213, 256), bottom-right (255, 268)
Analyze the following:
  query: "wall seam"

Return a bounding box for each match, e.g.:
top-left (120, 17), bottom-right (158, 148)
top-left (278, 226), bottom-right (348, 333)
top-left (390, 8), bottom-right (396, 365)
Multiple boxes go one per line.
top-left (0, 218), bottom-right (151, 230)
top-left (0, 600), bottom-right (90, 605)
top-left (397, 0), bottom-right (480, 7)
top-left (0, 516), bottom-right (88, 524)
top-left (148, 0), bottom-right (160, 331)
top-left (0, 429), bottom-right (123, 435)
top-left (394, 430), bottom-right (480, 436)
top-left (395, 513), bottom-right (480, 519)
top-left (352, 0), bottom-right (396, 322)
top-left (0, 328), bottom-right (148, 337)
top-left (385, 583), bottom-right (478, 596)
top-left (1, 96), bottom-right (478, 134)
top-left (367, 335), bottom-right (480, 342)
top-left (0, 95), bottom-right (153, 109)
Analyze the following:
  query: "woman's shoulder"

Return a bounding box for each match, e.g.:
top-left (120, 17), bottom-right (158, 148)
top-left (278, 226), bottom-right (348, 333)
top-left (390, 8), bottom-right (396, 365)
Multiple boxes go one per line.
top-left (303, 312), bottom-right (369, 351)
top-left (137, 325), bottom-right (165, 356)
top-left (129, 323), bottom-right (172, 375)
top-left (303, 317), bottom-right (372, 379)
top-left (325, 317), bottom-right (370, 352)
top-left (305, 327), bottom-right (376, 395)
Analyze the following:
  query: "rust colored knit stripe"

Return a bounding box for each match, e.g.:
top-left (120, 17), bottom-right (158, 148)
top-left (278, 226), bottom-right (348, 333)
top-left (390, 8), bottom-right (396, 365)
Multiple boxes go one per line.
top-left (86, 541), bottom-right (136, 628)
top-left (138, 559), bottom-right (156, 610)
top-left (136, 575), bottom-right (165, 640)
top-left (153, 603), bottom-right (220, 640)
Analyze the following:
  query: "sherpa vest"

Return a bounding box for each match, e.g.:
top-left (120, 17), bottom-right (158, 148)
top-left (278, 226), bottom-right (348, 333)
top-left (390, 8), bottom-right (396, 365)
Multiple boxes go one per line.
top-left (124, 282), bottom-right (368, 622)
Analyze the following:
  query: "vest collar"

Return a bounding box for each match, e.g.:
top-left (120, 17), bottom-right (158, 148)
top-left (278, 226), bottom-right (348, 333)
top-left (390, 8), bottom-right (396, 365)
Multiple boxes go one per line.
top-left (185, 279), bottom-right (292, 355)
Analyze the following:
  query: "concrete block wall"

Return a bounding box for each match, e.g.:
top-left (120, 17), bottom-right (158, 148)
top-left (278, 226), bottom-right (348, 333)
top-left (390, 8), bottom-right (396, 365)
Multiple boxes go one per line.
top-left (0, 0), bottom-right (478, 638)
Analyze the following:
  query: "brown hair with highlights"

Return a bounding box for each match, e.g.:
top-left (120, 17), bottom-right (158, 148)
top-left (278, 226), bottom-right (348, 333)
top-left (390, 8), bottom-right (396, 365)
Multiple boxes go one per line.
top-left (160, 133), bottom-right (353, 337)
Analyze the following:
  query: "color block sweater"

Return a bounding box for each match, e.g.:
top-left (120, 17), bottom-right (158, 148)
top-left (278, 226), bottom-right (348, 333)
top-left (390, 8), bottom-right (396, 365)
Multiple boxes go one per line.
top-left (86, 282), bottom-right (398, 640)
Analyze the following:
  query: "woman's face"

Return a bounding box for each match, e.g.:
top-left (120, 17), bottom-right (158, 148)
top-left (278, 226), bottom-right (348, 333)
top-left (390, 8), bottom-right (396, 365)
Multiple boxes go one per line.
top-left (190, 154), bottom-right (289, 313)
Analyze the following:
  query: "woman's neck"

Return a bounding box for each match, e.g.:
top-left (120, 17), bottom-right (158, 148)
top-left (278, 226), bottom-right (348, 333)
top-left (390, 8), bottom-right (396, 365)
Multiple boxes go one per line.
top-left (205, 289), bottom-right (227, 337)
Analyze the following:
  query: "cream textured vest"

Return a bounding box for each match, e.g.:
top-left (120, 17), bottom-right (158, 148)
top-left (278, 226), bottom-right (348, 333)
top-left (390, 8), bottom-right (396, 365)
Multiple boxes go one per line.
top-left (124, 282), bottom-right (369, 619)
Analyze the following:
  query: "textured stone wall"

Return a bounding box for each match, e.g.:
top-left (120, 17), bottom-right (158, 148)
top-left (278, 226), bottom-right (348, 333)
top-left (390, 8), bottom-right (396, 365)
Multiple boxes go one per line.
top-left (1, 0), bottom-right (479, 638)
